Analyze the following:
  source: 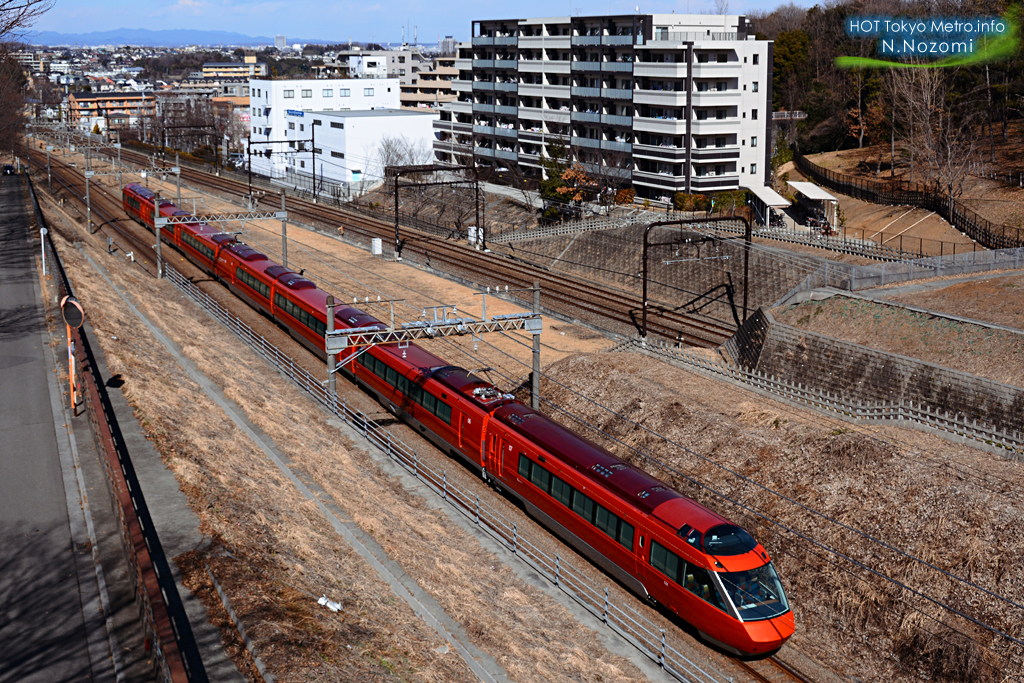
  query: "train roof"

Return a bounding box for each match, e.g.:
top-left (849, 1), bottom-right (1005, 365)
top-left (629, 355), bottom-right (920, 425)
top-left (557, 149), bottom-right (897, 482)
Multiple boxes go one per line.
top-left (431, 366), bottom-right (515, 410)
top-left (223, 243), bottom-right (267, 262)
top-left (494, 401), bottom-right (728, 532)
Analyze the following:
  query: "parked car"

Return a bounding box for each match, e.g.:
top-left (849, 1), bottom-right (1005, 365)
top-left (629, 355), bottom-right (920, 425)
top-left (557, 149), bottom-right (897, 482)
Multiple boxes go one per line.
top-left (3, 165), bottom-right (15, 175)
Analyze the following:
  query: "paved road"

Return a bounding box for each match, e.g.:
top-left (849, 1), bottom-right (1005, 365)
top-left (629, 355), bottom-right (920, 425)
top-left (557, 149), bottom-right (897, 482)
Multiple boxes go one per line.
top-left (0, 175), bottom-right (106, 683)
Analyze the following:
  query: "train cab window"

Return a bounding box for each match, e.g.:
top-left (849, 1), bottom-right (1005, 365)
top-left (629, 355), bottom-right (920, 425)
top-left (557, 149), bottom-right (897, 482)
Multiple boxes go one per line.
top-left (703, 525), bottom-right (758, 556)
top-left (686, 565), bottom-right (726, 612)
top-left (683, 527), bottom-right (702, 551)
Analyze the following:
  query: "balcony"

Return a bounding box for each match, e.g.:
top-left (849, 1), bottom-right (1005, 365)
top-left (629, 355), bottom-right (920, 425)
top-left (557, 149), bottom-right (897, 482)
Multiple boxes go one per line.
top-left (473, 81), bottom-right (495, 91)
top-left (571, 35), bottom-right (602, 45)
top-left (634, 90), bottom-right (685, 106)
top-left (571, 111), bottom-right (601, 123)
top-left (690, 174), bottom-right (740, 190)
top-left (633, 63), bottom-right (688, 79)
top-left (634, 144), bottom-right (687, 160)
top-left (690, 118), bottom-right (738, 133)
top-left (518, 106), bottom-right (543, 120)
top-left (495, 149), bottom-right (518, 160)
top-left (633, 117), bottom-right (685, 135)
top-left (602, 35), bottom-right (635, 45)
top-left (633, 169), bottom-right (687, 188)
top-left (691, 61), bottom-right (740, 75)
top-left (494, 59), bottom-right (518, 69)
top-left (475, 146), bottom-right (495, 157)
top-left (571, 86), bottom-right (601, 98)
top-left (691, 90), bottom-right (742, 106)
top-left (449, 101), bottom-right (473, 114)
top-left (473, 102), bottom-right (495, 113)
top-left (473, 124), bottom-right (495, 135)
top-left (691, 145), bottom-right (740, 160)
top-left (472, 36), bottom-right (494, 46)
top-left (495, 82), bottom-right (518, 92)
top-left (494, 36), bottom-right (518, 45)
top-left (601, 139), bottom-right (632, 153)
top-left (571, 136), bottom-right (601, 149)
top-left (454, 58), bottom-right (472, 70)
top-left (602, 88), bottom-right (633, 100)
top-left (571, 61), bottom-right (602, 72)
top-left (451, 80), bottom-right (471, 92)
top-left (473, 59), bottom-right (494, 68)
top-left (601, 114), bottom-right (632, 127)
top-left (495, 104), bottom-right (518, 115)
top-left (601, 62), bottom-right (633, 72)
top-left (494, 126), bottom-right (518, 138)
top-left (582, 162), bottom-right (631, 179)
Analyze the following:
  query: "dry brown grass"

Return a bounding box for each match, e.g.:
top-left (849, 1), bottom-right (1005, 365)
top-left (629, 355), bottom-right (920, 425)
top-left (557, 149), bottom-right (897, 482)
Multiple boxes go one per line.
top-left (540, 351), bottom-right (1024, 683)
top-left (40, 188), bottom-right (654, 682)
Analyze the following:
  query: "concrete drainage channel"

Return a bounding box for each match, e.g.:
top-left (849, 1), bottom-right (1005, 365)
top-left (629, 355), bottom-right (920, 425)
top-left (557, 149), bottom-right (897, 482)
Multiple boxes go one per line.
top-left (155, 265), bottom-right (734, 683)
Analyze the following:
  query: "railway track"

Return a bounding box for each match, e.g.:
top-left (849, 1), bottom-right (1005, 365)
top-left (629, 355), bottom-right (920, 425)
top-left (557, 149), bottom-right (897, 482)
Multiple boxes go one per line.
top-left (28, 148), bottom-right (824, 683)
top-left (100, 145), bottom-right (735, 347)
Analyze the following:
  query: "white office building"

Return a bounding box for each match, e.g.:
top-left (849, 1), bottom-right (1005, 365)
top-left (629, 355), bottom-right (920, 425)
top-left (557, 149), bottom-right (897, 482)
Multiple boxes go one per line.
top-left (248, 77), bottom-right (401, 178)
top-left (280, 109), bottom-right (439, 186)
top-left (434, 13), bottom-right (772, 200)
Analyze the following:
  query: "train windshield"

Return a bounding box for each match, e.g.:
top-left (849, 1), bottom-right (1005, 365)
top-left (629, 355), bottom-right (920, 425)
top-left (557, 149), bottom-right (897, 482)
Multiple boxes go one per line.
top-left (719, 563), bottom-right (789, 621)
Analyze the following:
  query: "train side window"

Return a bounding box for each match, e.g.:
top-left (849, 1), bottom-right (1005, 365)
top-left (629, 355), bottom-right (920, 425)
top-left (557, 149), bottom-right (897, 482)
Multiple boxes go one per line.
top-left (571, 489), bottom-right (595, 523)
top-left (550, 476), bottom-right (572, 507)
top-left (686, 565), bottom-right (726, 612)
top-left (595, 505), bottom-right (617, 538)
top-left (617, 520), bottom-right (635, 550)
top-left (386, 366), bottom-right (398, 387)
top-left (434, 400), bottom-right (452, 425)
top-left (650, 540), bottom-right (683, 584)
top-left (518, 453), bottom-right (530, 477)
top-left (639, 535), bottom-right (645, 549)
top-left (529, 462), bottom-right (550, 492)
top-left (422, 391), bottom-right (436, 414)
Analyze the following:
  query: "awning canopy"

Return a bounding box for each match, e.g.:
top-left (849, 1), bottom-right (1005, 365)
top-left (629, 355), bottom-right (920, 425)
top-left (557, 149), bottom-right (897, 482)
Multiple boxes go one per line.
top-left (787, 181), bottom-right (837, 202)
top-left (744, 183), bottom-right (791, 208)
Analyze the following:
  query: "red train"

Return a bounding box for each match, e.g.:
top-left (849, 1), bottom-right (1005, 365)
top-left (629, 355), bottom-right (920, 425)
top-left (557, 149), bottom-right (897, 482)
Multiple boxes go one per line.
top-left (122, 182), bottom-right (794, 656)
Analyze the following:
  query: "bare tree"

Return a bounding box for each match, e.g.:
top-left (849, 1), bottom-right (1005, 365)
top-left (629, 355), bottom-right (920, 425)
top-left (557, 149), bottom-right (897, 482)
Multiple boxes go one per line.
top-left (0, 46), bottom-right (25, 150)
top-left (0, 0), bottom-right (54, 42)
top-left (376, 133), bottom-right (433, 178)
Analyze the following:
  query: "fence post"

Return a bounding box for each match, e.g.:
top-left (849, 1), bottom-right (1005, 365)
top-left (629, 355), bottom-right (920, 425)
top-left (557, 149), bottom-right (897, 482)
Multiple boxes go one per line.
top-left (603, 588), bottom-right (609, 623)
top-left (555, 553), bottom-right (560, 586)
top-left (660, 629), bottom-right (666, 668)
top-left (443, 470), bottom-right (447, 501)
top-left (475, 495), bottom-right (480, 525)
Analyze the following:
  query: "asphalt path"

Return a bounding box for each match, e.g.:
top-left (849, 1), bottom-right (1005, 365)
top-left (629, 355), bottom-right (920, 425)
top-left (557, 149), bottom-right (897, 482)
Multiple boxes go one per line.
top-left (0, 174), bottom-right (101, 683)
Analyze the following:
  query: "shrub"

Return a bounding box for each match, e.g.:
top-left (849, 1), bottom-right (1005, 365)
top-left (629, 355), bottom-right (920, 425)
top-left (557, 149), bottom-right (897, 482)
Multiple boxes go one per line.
top-left (615, 188), bottom-right (635, 205)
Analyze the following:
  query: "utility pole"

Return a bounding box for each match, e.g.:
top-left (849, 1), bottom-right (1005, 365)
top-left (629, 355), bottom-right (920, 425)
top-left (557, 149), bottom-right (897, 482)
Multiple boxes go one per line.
top-left (531, 280), bottom-right (541, 410)
top-left (326, 295), bottom-right (336, 408)
top-left (84, 169), bottom-right (92, 233)
top-left (393, 169), bottom-right (402, 259)
top-left (280, 190), bottom-right (288, 268)
top-left (154, 191), bottom-right (163, 279)
top-left (46, 145), bottom-right (52, 192)
top-left (176, 151), bottom-right (181, 205)
top-left (116, 131), bottom-right (122, 188)
top-left (312, 122), bottom-right (317, 204)
top-left (247, 135), bottom-right (252, 206)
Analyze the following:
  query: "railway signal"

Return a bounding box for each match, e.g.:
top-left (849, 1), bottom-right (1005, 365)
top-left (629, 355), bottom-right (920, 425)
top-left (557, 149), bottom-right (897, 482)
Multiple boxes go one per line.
top-left (61, 295), bottom-right (85, 414)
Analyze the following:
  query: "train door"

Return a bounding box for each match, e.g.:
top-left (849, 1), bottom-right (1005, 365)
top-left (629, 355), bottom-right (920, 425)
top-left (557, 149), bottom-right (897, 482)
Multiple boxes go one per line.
top-left (485, 430), bottom-right (502, 479)
top-left (460, 411), bottom-right (484, 467)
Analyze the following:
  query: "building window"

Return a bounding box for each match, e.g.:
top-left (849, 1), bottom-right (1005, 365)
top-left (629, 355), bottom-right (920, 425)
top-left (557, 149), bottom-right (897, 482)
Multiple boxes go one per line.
top-left (301, 89), bottom-right (312, 98)
top-left (330, 121), bottom-right (344, 129)
top-left (715, 109), bottom-right (725, 120)
top-left (288, 122), bottom-right (295, 129)
top-left (331, 151), bottom-right (344, 158)
top-left (300, 124), bottom-right (305, 131)
top-left (717, 53), bottom-right (727, 63)
top-left (715, 165), bottom-right (724, 176)
top-left (323, 89), bottom-right (333, 97)
top-left (288, 141), bottom-right (295, 148)
top-left (300, 160), bottom-right (305, 168)
top-left (339, 88), bottom-right (350, 97)
top-left (752, 109), bottom-right (758, 120)
top-left (751, 136), bottom-right (757, 147)
top-left (364, 88), bottom-right (374, 96)
top-left (753, 54), bottom-right (759, 65)
top-left (751, 163), bottom-right (757, 174)
top-left (313, 147), bottom-right (322, 154)
top-left (752, 81), bottom-right (759, 92)
top-left (283, 89), bottom-right (294, 98)
top-left (313, 119), bottom-right (321, 125)
top-left (399, 69), bottom-right (405, 75)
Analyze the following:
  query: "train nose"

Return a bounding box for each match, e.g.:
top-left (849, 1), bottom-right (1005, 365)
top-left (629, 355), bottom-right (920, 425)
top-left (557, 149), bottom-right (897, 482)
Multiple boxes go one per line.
top-left (740, 611), bottom-right (796, 654)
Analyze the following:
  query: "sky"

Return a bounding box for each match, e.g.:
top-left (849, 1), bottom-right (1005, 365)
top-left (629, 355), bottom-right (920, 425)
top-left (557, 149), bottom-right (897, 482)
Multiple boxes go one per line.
top-left (32, 0), bottom-right (814, 43)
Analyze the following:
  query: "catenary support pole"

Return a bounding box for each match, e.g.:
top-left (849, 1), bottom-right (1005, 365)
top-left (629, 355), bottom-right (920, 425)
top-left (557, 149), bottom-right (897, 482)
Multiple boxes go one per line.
top-left (326, 295), bottom-right (336, 406)
top-left (46, 145), bottom-right (51, 192)
top-left (280, 189), bottom-right (288, 268)
top-left (531, 280), bottom-right (541, 410)
top-left (154, 192), bottom-right (162, 279)
top-left (176, 151), bottom-right (181, 205)
top-left (85, 170), bottom-right (92, 233)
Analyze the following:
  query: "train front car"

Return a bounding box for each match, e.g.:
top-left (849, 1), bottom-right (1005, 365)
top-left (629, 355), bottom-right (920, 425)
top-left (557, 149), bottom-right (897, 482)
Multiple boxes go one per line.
top-left (651, 502), bottom-right (794, 657)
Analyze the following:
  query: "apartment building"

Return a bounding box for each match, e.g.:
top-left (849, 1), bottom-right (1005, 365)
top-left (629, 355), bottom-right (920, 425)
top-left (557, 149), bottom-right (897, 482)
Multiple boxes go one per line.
top-left (202, 54), bottom-right (268, 78)
top-left (280, 109), bottom-right (437, 185)
top-left (432, 14), bottom-right (772, 200)
top-left (248, 77), bottom-right (400, 178)
top-left (400, 57), bottom-right (457, 110)
top-left (66, 91), bottom-right (156, 128)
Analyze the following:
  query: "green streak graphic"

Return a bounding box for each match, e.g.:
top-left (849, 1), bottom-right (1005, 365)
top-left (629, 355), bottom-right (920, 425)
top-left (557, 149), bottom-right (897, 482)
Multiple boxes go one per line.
top-left (836, 8), bottom-right (1019, 69)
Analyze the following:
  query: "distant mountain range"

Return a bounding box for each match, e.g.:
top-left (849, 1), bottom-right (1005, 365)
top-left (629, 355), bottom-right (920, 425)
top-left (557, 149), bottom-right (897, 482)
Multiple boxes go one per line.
top-left (27, 28), bottom-right (335, 47)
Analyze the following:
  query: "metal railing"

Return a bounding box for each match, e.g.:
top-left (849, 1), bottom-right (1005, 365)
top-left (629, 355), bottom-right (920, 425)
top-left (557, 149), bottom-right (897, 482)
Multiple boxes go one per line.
top-left (161, 265), bottom-right (732, 683)
top-left (30, 176), bottom-right (196, 683)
